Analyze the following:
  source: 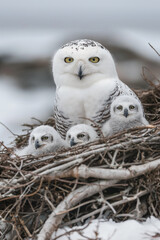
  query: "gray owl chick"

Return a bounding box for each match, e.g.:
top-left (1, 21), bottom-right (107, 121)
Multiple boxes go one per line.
top-left (102, 95), bottom-right (149, 137)
top-left (15, 125), bottom-right (65, 157)
top-left (66, 124), bottom-right (98, 147)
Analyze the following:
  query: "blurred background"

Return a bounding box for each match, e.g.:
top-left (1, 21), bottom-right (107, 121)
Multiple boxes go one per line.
top-left (1, 0), bottom-right (160, 146)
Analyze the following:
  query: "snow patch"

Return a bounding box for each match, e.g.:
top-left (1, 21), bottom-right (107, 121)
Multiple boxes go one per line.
top-left (52, 217), bottom-right (160, 240)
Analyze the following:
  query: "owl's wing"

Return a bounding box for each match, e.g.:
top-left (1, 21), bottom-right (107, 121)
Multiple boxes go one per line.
top-left (141, 117), bottom-right (149, 125)
top-left (92, 82), bottom-right (120, 126)
top-left (102, 120), bottom-right (112, 137)
top-left (54, 94), bottom-right (74, 139)
top-left (15, 146), bottom-right (32, 157)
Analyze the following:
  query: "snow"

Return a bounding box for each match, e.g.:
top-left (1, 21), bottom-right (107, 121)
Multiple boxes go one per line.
top-left (52, 217), bottom-right (160, 240)
top-left (0, 0), bottom-right (160, 32)
top-left (0, 76), bottom-right (55, 146)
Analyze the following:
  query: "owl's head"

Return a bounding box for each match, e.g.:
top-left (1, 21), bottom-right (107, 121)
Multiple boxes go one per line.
top-left (29, 125), bottom-right (61, 150)
top-left (66, 124), bottom-right (98, 147)
top-left (52, 39), bottom-right (118, 88)
top-left (111, 95), bottom-right (142, 121)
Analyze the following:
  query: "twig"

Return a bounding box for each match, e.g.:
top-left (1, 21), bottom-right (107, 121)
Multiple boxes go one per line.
top-left (19, 218), bottom-right (32, 238)
top-left (64, 190), bottom-right (148, 226)
top-left (0, 122), bottom-right (18, 136)
top-left (148, 43), bottom-right (160, 57)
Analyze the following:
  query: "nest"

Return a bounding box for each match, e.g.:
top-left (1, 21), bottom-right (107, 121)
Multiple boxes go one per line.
top-left (0, 79), bottom-right (160, 240)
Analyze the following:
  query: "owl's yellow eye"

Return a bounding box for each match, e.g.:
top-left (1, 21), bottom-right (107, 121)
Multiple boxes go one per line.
top-left (89, 57), bottom-right (100, 63)
top-left (64, 57), bottom-right (74, 63)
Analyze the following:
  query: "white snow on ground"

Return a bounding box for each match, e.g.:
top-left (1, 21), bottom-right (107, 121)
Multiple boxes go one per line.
top-left (52, 217), bottom-right (160, 240)
top-left (0, 77), bottom-right (55, 146)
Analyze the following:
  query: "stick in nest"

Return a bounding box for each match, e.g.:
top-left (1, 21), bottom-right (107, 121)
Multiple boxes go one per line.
top-left (38, 180), bottom-right (118, 240)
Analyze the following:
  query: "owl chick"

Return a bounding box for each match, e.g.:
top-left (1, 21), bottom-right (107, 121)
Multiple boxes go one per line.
top-left (102, 95), bottom-right (149, 137)
top-left (66, 124), bottom-right (98, 147)
top-left (15, 125), bottom-right (65, 157)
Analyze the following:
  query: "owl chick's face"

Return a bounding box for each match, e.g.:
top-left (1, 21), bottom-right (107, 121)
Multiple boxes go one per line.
top-left (29, 126), bottom-right (57, 150)
top-left (53, 39), bottom-right (117, 88)
top-left (111, 96), bottom-right (142, 121)
top-left (66, 124), bottom-right (98, 147)
top-left (67, 131), bottom-right (90, 147)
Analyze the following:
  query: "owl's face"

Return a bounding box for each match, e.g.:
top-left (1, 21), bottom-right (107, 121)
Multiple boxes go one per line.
top-left (66, 124), bottom-right (97, 147)
top-left (29, 126), bottom-right (57, 150)
top-left (53, 39), bottom-right (117, 87)
top-left (111, 96), bottom-right (142, 121)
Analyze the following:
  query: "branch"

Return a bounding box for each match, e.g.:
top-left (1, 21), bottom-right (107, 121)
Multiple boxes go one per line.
top-left (148, 43), bottom-right (160, 57)
top-left (47, 158), bottom-right (160, 180)
top-left (0, 158), bottom-right (84, 190)
top-left (38, 180), bottom-right (118, 240)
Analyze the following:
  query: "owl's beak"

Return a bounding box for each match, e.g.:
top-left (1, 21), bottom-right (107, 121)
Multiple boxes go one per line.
top-left (78, 66), bottom-right (83, 80)
top-left (35, 139), bottom-right (41, 149)
top-left (70, 138), bottom-right (77, 147)
top-left (123, 108), bottom-right (129, 118)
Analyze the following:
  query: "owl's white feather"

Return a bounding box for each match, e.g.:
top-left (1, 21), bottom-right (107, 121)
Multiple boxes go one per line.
top-left (15, 125), bottom-right (65, 157)
top-left (102, 95), bottom-right (149, 137)
top-left (66, 124), bottom-right (98, 147)
top-left (53, 39), bottom-right (141, 138)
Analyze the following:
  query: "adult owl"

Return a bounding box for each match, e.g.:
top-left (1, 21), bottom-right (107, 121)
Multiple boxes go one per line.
top-left (52, 39), bottom-right (141, 138)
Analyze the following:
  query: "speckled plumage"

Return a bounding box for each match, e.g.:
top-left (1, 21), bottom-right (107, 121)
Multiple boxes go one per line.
top-left (61, 39), bottom-right (106, 50)
top-left (53, 39), bottom-right (142, 138)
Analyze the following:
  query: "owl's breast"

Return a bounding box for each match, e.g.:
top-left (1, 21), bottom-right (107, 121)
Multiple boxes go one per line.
top-left (56, 86), bottom-right (85, 120)
top-left (83, 79), bottom-right (116, 119)
top-left (56, 79), bottom-right (117, 124)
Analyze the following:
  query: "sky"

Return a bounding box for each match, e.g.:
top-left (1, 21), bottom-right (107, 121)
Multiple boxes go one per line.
top-left (0, 0), bottom-right (160, 32)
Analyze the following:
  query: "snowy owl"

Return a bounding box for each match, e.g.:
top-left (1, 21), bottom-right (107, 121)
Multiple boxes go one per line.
top-left (102, 95), bottom-right (149, 137)
top-left (15, 125), bottom-right (65, 157)
top-left (66, 124), bottom-right (98, 147)
top-left (53, 39), bottom-right (141, 138)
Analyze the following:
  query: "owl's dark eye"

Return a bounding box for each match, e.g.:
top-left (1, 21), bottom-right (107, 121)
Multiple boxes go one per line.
top-left (129, 105), bottom-right (135, 110)
top-left (41, 136), bottom-right (49, 141)
top-left (32, 136), bottom-right (35, 141)
top-left (68, 134), bottom-right (71, 139)
top-left (117, 105), bottom-right (123, 110)
top-left (77, 133), bottom-right (85, 138)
